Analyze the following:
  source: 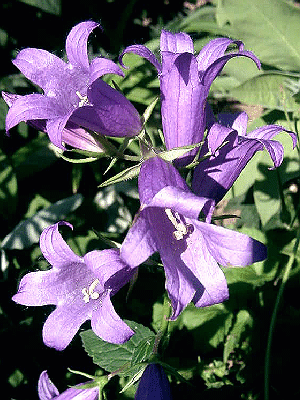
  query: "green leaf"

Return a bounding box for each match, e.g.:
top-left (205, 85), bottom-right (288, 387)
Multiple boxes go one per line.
top-left (12, 136), bottom-right (58, 179)
top-left (80, 320), bottom-right (155, 374)
top-left (0, 150), bottom-right (17, 217)
top-left (223, 310), bottom-right (253, 363)
top-left (229, 74), bottom-right (299, 112)
top-left (18, 0), bottom-right (61, 15)
top-left (1, 194), bottom-right (83, 249)
top-left (178, 304), bottom-right (233, 350)
top-left (179, 5), bottom-right (232, 36)
top-left (216, 0), bottom-right (300, 71)
top-left (253, 131), bottom-right (299, 228)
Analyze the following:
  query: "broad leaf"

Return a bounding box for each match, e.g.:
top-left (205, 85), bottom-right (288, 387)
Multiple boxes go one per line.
top-left (80, 320), bottom-right (155, 374)
top-left (216, 0), bottom-right (300, 71)
top-left (230, 74), bottom-right (298, 112)
top-left (2, 194), bottom-right (83, 249)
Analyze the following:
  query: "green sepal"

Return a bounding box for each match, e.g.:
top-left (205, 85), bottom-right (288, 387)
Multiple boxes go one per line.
top-left (99, 162), bottom-right (142, 187)
top-left (131, 336), bottom-right (156, 366)
top-left (142, 97), bottom-right (159, 125)
top-left (158, 141), bottom-right (204, 162)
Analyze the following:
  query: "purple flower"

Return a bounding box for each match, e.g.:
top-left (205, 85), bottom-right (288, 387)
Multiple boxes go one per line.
top-left (38, 370), bottom-right (98, 400)
top-left (120, 30), bottom-right (260, 162)
top-left (3, 91), bottom-right (104, 153)
top-left (4, 21), bottom-right (142, 149)
top-left (135, 364), bottom-right (172, 400)
top-left (192, 111), bottom-right (297, 220)
top-left (12, 221), bottom-right (135, 350)
top-left (120, 157), bottom-right (267, 319)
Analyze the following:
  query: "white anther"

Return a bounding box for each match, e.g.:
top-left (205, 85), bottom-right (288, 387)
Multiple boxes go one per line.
top-left (165, 208), bottom-right (192, 241)
top-left (76, 91), bottom-right (89, 107)
top-left (82, 279), bottom-right (100, 303)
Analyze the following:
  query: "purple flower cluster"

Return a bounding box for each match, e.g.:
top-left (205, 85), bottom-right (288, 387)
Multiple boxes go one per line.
top-left (9, 23), bottom-right (295, 361)
top-left (3, 21), bottom-right (142, 150)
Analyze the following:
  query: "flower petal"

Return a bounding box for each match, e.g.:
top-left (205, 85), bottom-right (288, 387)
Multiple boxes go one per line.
top-left (217, 111), bottom-right (248, 136)
top-left (54, 386), bottom-right (98, 400)
top-left (197, 38), bottom-right (243, 71)
top-left (160, 29), bottom-right (194, 53)
top-left (84, 248), bottom-right (129, 287)
top-left (182, 228), bottom-right (229, 307)
top-left (12, 270), bottom-right (60, 306)
top-left (207, 122), bottom-right (237, 154)
top-left (194, 220), bottom-right (267, 266)
top-left (5, 94), bottom-right (62, 133)
top-left (42, 303), bottom-right (88, 350)
top-left (61, 122), bottom-right (104, 152)
top-left (201, 50), bottom-right (261, 89)
top-left (89, 57), bottom-right (124, 84)
top-left (46, 111), bottom-right (74, 149)
top-left (138, 157), bottom-right (191, 205)
top-left (91, 294), bottom-right (134, 344)
top-left (160, 52), bottom-right (204, 150)
top-left (120, 45), bottom-right (161, 73)
top-left (38, 371), bottom-right (60, 400)
top-left (65, 21), bottom-right (100, 71)
top-left (191, 136), bottom-right (274, 208)
top-left (139, 208), bottom-right (199, 318)
top-left (12, 48), bottom-right (67, 91)
top-left (149, 186), bottom-right (213, 221)
top-left (135, 364), bottom-right (172, 400)
top-left (120, 212), bottom-right (157, 268)
top-left (40, 221), bottom-right (82, 268)
top-left (71, 79), bottom-right (142, 138)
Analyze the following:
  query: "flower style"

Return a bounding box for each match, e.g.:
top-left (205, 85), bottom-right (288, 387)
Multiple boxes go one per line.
top-left (38, 370), bottom-right (99, 400)
top-left (120, 157), bottom-right (267, 319)
top-left (120, 30), bottom-right (260, 162)
top-left (192, 111), bottom-right (297, 220)
top-left (12, 221), bottom-right (135, 350)
top-left (135, 364), bottom-right (172, 400)
top-left (4, 21), bottom-right (142, 149)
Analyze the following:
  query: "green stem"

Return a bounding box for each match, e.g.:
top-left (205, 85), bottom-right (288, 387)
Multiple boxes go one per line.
top-left (264, 230), bottom-right (300, 400)
top-left (153, 293), bottom-right (173, 355)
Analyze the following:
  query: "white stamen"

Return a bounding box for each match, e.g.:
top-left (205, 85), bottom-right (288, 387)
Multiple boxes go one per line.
top-left (165, 208), bottom-right (192, 241)
top-left (76, 91), bottom-right (89, 107)
top-left (82, 279), bottom-right (100, 303)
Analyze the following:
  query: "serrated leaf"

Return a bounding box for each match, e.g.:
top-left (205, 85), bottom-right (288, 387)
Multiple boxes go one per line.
top-left (216, 0), bottom-right (300, 71)
top-left (1, 194), bottom-right (83, 249)
top-left (80, 320), bottom-right (155, 374)
top-left (99, 163), bottom-right (141, 188)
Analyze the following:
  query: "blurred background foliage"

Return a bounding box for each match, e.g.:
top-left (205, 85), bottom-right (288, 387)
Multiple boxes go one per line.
top-left (2, 0), bottom-right (300, 399)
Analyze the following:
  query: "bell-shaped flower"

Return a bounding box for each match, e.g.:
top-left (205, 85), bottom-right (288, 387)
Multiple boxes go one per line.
top-left (120, 30), bottom-right (260, 162)
top-left (192, 111), bottom-right (297, 221)
top-left (135, 364), bottom-right (172, 400)
top-left (38, 370), bottom-right (99, 400)
top-left (4, 21), bottom-right (142, 149)
top-left (2, 91), bottom-right (104, 153)
top-left (12, 221), bottom-right (135, 350)
top-left (120, 157), bottom-right (267, 319)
